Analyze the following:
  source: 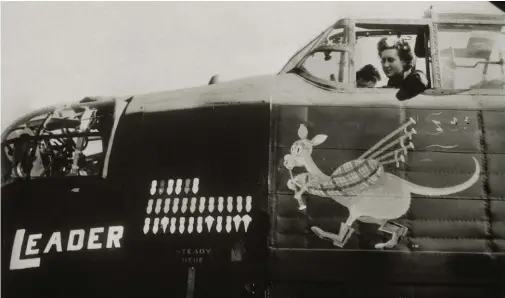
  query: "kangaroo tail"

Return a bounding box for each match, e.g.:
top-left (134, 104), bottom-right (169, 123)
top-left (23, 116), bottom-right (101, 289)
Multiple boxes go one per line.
top-left (406, 157), bottom-right (480, 196)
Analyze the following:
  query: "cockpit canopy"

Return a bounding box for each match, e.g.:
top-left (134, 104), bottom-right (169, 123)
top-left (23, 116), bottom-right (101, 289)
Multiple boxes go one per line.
top-left (1, 98), bottom-right (115, 185)
top-left (280, 11), bottom-right (505, 91)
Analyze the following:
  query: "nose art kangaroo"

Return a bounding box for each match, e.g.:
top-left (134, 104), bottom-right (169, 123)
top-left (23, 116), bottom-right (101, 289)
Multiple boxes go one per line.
top-left (283, 122), bottom-right (480, 249)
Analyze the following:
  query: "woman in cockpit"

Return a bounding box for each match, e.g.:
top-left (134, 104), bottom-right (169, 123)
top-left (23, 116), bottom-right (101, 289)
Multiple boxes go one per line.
top-left (378, 37), bottom-right (428, 100)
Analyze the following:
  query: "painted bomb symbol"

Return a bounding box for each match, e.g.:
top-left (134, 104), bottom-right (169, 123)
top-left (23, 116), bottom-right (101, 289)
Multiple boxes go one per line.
top-left (146, 199), bottom-right (153, 214)
top-left (216, 216), bottom-right (223, 233)
top-left (167, 179), bottom-right (174, 195)
top-left (226, 216), bottom-right (232, 233)
top-left (161, 217), bottom-right (169, 233)
top-left (227, 196), bottom-right (233, 213)
top-left (197, 217), bottom-right (203, 233)
top-left (150, 180), bottom-right (157, 196)
top-left (190, 197), bottom-right (197, 213)
top-left (175, 179), bottom-right (182, 195)
top-left (172, 198), bottom-right (180, 214)
top-left (188, 217), bottom-right (195, 234)
top-left (233, 215), bottom-right (242, 232)
top-left (170, 218), bottom-right (177, 234)
top-left (184, 179), bottom-right (191, 194)
top-left (199, 197), bottom-right (206, 213)
top-left (245, 196), bottom-right (252, 212)
top-left (218, 197), bottom-right (224, 213)
top-left (153, 218), bottom-right (160, 234)
top-left (236, 196), bottom-right (243, 212)
top-left (158, 180), bottom-right (165, 195)
top-left (179, 217), bottom-right (186, 234)
top-left (143, 218), bottom-right (151, 235)
top-left (205, 216), bottom-right (214, 232)
top-left (208, 197), bottom-right (215, 213)
top-left (192, 178), bottom-right (200, 194)
top-left (164, 198), bottom-right (171, 214)
top-left (155, 199), bottom-right (162, 214)
top-left (181, 198), bottom-right (188, 214)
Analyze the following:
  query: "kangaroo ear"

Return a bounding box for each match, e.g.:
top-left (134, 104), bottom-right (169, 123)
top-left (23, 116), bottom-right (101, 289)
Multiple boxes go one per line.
top-left (310, 134), bottom-right (328, 146)
top-left (298, 124), bottom-right (308, 139)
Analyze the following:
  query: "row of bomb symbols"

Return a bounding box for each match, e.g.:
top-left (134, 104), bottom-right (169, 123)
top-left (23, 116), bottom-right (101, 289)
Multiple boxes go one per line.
top-left (146, 196), bottom-right (252, 215)
top-left (150, 178), bottom-right (200, 196)
top-left (143, 215), bottom-right (253, 235)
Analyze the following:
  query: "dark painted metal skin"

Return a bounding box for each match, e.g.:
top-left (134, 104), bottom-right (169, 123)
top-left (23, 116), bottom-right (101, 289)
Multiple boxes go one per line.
top-left (107, 105), bottom-right (271, 298)
top-left (3, 73), bottom-right (504, 297)
top-left (2, 102), bottom-right (271, 298)
top-left (2, 11), bottom-right (505, 298)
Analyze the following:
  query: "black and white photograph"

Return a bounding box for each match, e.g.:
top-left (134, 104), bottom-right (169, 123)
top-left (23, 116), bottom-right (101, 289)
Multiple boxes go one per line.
top-left (2, 1), bottom-right (505, 297)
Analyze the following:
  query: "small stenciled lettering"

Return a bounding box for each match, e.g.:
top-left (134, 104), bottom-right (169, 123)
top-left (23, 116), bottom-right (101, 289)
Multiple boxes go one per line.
top-left (176, 248), bottom-right (212, 255)
top-left (176, 248), bottom-right (212, 265)
top-left (182, 257), bottom-right (204, 264)
top-left (10, 225), bottom-right (124, 271)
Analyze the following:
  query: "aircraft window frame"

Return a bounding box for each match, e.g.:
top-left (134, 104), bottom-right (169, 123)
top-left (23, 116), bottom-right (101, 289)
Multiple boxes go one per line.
top-left (278, 30), bottom-right (327, 75)
top-left (289, 24), bottom-right (353, 90)
top-left (435, 23), bottom-right (505, 91)
top-left (1, 101), bottom-right (115, 185)
top-left (353, 23), bottom-right (433, 90)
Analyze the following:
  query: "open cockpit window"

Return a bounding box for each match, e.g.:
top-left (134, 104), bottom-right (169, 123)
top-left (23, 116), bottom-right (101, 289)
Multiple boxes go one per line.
top-left (1, 100), bottom-right (115, 185)
top-left (354, 24), bottom-right (431, 89)
top-left (438, 24), bottom-right (505, 90)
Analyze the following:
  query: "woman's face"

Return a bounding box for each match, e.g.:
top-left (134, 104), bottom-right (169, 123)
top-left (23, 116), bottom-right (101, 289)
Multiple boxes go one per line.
top-left (380, 49), bottom-right (405, 78)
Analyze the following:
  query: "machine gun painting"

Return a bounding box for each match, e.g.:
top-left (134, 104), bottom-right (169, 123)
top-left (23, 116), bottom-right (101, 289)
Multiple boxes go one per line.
top-left (2, 6), bottom-right (505, 298)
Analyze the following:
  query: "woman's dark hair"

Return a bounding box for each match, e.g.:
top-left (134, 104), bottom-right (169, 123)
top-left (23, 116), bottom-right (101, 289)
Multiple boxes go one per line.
top-left (357, 64), bottom-right (381, 83)
top-left (377, 37), bottom-right (415, 71)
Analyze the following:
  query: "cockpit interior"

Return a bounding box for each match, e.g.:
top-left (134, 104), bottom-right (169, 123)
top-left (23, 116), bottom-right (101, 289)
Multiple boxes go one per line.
top-left (1, 99), bottom-right (115, 184)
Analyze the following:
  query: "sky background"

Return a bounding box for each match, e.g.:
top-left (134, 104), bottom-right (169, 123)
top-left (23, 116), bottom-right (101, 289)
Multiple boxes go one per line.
top-left (1, 1), bottom-right (503, 130)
